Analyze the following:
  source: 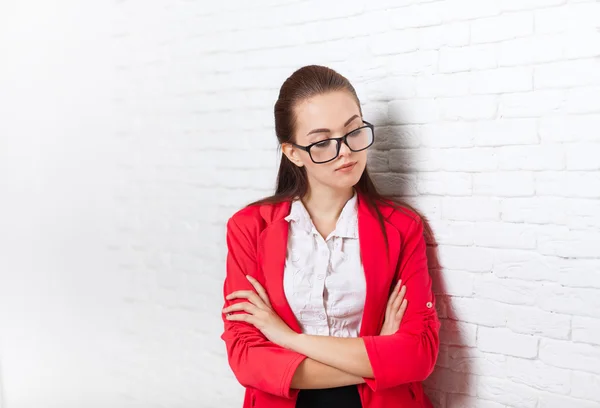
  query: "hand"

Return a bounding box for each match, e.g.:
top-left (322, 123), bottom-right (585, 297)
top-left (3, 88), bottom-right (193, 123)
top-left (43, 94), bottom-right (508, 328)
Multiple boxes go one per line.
top-left (223, 275), bottom-right (297, 348)
top-left (379, 280), bottom-right (407, 336)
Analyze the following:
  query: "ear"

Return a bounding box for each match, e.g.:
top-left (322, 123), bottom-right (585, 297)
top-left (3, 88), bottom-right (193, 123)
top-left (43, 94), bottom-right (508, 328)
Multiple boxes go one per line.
top-left (281, 142), bottom-right (305, 168)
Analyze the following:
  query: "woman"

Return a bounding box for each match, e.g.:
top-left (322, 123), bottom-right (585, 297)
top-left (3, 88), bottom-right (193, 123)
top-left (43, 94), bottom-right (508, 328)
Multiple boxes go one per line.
top-left (220, 65), bottom-right (440, 408)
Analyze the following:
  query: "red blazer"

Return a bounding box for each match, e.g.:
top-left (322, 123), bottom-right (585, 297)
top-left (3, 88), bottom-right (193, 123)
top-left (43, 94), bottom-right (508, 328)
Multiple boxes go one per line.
top-left (221, 192), bottom-right (440, 408)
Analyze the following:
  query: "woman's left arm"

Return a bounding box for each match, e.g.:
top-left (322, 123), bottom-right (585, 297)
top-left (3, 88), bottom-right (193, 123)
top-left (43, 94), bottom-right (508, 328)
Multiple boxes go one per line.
top-left (284, 217), bottom-right (439, 388)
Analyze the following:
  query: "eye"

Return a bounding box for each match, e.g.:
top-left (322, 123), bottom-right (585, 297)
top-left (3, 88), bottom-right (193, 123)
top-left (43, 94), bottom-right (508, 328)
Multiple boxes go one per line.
top-left (314, 139), bottom-right (332, 148)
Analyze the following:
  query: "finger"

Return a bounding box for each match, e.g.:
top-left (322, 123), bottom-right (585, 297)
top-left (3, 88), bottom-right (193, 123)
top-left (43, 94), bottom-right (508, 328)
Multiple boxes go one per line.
top-left (225, 290), bottom-right (255, 300)
top-left (225, 313), bottom-right (255, 324)
top-left (246, 275), bottom-right (272, 308)
top-left (395, 299), bottom-right (408, 321)
top-left (391, 285), bottom-right (405, 313)
top-left (226, 291), bottom-right (265, 308)
top-left (222, 302), bottom-right (259, 315)
top-left (385, 280), bottom-right (402, 320)
top-left (386, 280), bottom-right (402, 308)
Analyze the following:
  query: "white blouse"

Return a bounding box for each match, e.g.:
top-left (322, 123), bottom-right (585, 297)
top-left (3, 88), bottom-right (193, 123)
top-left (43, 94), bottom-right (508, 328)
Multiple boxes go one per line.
top-left (283, 190), bottom-right (367, 338)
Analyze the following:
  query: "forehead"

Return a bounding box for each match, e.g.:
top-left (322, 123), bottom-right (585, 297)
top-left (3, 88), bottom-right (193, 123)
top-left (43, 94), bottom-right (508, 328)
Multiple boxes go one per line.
top-left (293, 91), bottom-right (361, 143)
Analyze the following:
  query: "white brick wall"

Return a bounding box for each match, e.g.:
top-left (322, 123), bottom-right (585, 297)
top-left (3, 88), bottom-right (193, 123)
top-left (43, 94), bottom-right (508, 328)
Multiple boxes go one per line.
top-left (1, 0), bottom-right (599, 407)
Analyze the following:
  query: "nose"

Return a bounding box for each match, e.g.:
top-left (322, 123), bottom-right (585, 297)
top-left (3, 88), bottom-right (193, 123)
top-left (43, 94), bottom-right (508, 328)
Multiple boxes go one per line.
top-left (338, 139), bottom-right (352, 157)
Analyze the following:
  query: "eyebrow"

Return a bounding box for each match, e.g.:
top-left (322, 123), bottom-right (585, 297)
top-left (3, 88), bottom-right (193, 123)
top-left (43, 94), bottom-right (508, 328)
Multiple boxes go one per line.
top-left (306, 114), bottom-right (360, 137)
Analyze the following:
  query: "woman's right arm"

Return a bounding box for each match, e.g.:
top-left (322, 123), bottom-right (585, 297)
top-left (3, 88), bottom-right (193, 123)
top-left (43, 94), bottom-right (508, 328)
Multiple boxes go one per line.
top-left (291, 359), bottom-right (365, 389)
top-left (222, 215), bottom-right (307, 398)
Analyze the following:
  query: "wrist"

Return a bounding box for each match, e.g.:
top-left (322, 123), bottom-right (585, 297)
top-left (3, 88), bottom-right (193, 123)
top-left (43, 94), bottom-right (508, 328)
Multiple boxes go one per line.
top-left (284, 332), bottom-right (304, 351)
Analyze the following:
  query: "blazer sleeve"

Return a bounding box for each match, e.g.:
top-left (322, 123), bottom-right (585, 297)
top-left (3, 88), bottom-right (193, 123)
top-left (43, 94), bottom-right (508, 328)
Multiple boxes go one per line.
top-left (362, 216), bottom-right (440, 392)
top-left (220, 215), bottom-right (307, 398)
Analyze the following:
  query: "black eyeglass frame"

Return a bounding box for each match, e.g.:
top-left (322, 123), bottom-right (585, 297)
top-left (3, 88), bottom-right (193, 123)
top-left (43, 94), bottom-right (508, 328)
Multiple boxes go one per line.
top-left (290, 120), bottom-right (375, 164)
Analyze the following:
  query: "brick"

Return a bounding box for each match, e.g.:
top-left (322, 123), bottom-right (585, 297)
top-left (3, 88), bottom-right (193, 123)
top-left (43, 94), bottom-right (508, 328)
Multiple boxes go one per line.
top-left (439, 45), bottom-right (497, 73)
top-left (498, 145), bottom-right (565, 171)
top-left (500, 0), bottom-right (566, 11)
top-left (572, 316), bottom-right (600, 346)
top-left (365, 76), bottom-right (417, 101)
top-left (367, 150), bottom-right (389, 173)
top-left (388, 99), bottom-right (440, 124)
top-left (535, 171), bottom-right (600, 198)
top-left (501, 197), bottom-right (567, 225)
top-left (534, 3), bottom-right (600, 34)
top-left (492, 249), bottom-right (561, 282)
top-left (373, 125), bottom-right (420, 149)
top-left (441, 197), bottom-right (500, 221)
top-left (440, 95), bottom-right (498, 121)
top-left (441, 0), bottom-right (501, 20)
top-left (566, 143), bottom-right (600, 170)
top-left (439, 148), bottom-right (500, 172)
top-left (473, 118), bottom-right (538, 146)
top-left (419, 172), bottom-right (472, 196)
top-left (539, 115), bottom-right (600, 143)
top-left (473, 172), bottom-right (535, 196)
top-left (418, 122), bottom-right (475, 147)
top-left (566, 86), bottom-right (600, 114)
top-left (439, 245), bottom-right (494, 272)
top-left (370, 172), bottom-right (418, 196)
top-left (433, 269), bottom-right (475, 297)
top-left (535, 59), bottom-right (600, 89)
top-left (447, 394), bottom-right (505, 408)
top-left (470, 67), bottom-right (533, 94)
top-left (476, 376), bottom-right (538, 408)
top-left (474, 276), bottom-right (538, 305)
top-left (473, 221), bottom-right (537, 249)
top-left (471, 12), bottom-right (534, 44)
top-left (536, 283), bottom-right (600, 318)
top-left (557, 259), bottom-right (600, 290)
top-left (497, 34), bottom-right (565, 66)
top-left (425, 367), bottom-right (478, 395)
top-left (431, 220), bottom-right (474, 246)
top-left (389, 148), bottom-right (441, 172)
top-left (418, 21), bottom-right (470, 49)
top-left (538, 393), bottom-right (600, 408)
top-left (447, 297), bottom-right (508, 326)
top-left (477, 327), bottom-right (538, 358)
top-left (416, 72), bottom-right (471, 98)
top-left (571, 371), bottom-right (600, 403)
top-left (439, 319), bottom-right (477, 346)
top-left (370, 30), bottom-right (419, 55)
top-left (446, 346), bottom-right (508, 377)
top-left (507, 357), bottom-right (571, 394)
top-left (567, 198), bottom-right (600, 230)
top-left (506, 306), bottom-right (571, 339)
top-left (538, 227), bottom-right (600, 258)
top-left (389, 3), bottom-right (443, 28)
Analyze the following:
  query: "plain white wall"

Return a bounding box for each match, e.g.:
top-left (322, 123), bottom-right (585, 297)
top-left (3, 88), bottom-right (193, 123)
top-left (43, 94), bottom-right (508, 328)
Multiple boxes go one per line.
top-left (1, 0), bottom-right (599, 407)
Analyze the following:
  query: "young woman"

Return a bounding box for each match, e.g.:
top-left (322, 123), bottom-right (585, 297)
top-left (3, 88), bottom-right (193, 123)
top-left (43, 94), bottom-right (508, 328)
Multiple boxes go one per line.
top-left (220, 65), bottom-right (440, 408)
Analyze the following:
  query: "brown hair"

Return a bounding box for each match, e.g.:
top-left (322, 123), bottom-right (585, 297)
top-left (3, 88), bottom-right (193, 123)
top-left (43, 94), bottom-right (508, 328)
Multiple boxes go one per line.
top-left (247, 65), bottom-right (434, 250)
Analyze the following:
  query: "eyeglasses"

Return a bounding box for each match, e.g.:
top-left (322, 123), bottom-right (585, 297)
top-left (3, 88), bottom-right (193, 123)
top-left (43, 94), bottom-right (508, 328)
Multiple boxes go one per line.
top-left (291, 120), bottom-right (375, 164)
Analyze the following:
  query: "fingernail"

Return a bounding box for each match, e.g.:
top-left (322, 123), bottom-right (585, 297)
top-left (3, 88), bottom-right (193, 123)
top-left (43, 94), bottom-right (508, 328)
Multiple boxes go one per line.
top-left (246, 275), bottom-right (253, 281)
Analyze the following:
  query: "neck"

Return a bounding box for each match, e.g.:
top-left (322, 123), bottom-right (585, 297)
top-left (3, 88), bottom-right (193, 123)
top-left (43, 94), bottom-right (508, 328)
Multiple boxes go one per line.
top-left (301, 184), bottom-right (355, 224)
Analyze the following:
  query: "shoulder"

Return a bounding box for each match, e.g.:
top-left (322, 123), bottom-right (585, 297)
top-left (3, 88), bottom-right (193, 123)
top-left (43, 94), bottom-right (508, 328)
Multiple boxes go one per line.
top-left (377, 198), bottom-right (424, 235)
top-left (227, 200), bottom-right (290, 236)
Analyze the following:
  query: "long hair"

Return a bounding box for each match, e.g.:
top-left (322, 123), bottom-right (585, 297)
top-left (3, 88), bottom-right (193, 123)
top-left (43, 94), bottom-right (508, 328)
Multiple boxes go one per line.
top-left (247, 65), bottom-right (434, 249)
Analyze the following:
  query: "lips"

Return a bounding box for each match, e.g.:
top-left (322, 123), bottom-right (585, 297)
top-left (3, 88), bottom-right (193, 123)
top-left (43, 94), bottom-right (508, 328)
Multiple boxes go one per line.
top-left (336, 161), bottom-right (357, 171)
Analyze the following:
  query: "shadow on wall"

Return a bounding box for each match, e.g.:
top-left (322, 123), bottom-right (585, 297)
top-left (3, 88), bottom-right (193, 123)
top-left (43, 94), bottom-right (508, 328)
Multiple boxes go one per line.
top-left (370, 117), bottom-right (470, 407)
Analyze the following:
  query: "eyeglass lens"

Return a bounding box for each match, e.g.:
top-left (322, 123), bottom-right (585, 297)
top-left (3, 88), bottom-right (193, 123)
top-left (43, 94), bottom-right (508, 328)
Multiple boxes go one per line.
top-left (310, 127), bottom-right (374, 163)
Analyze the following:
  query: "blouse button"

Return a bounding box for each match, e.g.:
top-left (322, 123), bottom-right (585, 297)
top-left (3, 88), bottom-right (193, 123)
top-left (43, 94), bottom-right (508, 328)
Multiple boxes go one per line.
top-left (426, 301), bottom-right (433, 308)
top-left (317, 274), bottom-right (324, 280)
top-left (319, 313), bottom-right (326, 320)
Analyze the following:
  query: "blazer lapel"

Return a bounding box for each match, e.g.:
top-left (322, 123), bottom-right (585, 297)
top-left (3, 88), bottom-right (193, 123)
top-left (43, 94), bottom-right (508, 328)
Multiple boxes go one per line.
top-left (258, 203), bottom-right (303, 334)
top-left (357, 194), bottom-right (401, 336)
